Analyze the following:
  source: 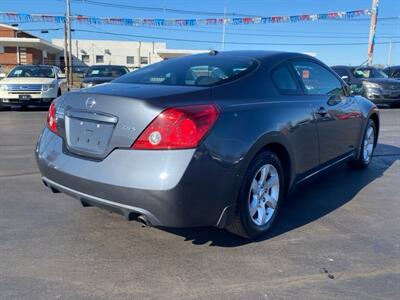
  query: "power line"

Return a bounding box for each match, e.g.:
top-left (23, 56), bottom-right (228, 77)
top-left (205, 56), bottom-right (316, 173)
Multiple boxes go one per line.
top-left (73, 28), bottom-right (400, 46)
top-left (57, 0), bottom-right (258, 17)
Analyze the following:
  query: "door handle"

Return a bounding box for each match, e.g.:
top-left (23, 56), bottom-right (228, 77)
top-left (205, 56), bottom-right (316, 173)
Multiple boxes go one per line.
top-left (315, 107), bottom-right (328, 117)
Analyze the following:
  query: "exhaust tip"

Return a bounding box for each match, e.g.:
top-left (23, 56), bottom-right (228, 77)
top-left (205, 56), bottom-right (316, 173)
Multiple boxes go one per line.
top-left (137, 215), bottom-right (152, 227)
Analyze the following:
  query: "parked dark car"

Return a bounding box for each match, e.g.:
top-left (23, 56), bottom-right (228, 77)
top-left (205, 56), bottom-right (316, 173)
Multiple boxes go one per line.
top-left (80, 65), bottom-right (129, 88)
top-left (332, 65), bottom-right (400, 107)
top-left (36, 51), bottom-right (379, 239)
top-left (383, 65), bottom-right (400, 80)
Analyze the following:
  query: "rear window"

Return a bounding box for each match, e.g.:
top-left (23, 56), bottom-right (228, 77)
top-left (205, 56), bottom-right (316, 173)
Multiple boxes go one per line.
top-left (114, 55), bottom-right (257, 87)
top-left (86, 66), bottom-right (128, 78)
top-left (352, 68), bottom-right (388, 79)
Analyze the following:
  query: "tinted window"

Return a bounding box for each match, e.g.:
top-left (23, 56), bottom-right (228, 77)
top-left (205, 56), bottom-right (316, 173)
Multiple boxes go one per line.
top-left (8, 66), bottom-right (55, 78)
top-left (86, 66), bottom-right (128, 78)
top-left (272, 65), bottom-right (301, 95)
top-left (392, 70), bottom-right (400, 79)
top-left (353, 67), bottom-right (388, 79)
top-left (291, 61), bottom-right (344, 97)
top-left (115, 55), bottom-right (257, 87)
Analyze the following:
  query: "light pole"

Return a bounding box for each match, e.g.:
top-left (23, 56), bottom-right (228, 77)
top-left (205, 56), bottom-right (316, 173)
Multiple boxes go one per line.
top-left (66, 0), bottom-right (73, 87)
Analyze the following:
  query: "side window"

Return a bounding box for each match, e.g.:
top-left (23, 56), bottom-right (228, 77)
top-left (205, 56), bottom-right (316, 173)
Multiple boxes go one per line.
top-left (393, 70), bottom-right (400, 79)
top-left (291, 60), bottom-right (344, 98)
top-left (271, 64), bottom-right (302, 95)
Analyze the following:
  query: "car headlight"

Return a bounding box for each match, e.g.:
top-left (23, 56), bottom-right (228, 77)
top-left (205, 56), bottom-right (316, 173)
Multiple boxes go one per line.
top-left (81, 82), bottom-right (94, 88)
top-left (0, 84), bottom-right (9, 91)
top-left (41, 84), bottom-right (56, 91)
top-left (363, 82), bottom-right (381, 89)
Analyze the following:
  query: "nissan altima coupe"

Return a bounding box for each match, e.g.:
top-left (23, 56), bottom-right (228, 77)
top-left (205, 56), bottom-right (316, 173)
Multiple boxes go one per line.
top-left (36, 51), bottom-right (379, 239)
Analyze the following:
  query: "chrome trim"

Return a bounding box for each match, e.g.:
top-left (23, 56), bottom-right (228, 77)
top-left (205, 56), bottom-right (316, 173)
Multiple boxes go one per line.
top-left (7, 84), bottom-right (42, 91)
top-left (42, 177), bottom-right (161, 225)
top-left (297, 153), bottom-right (355, 184)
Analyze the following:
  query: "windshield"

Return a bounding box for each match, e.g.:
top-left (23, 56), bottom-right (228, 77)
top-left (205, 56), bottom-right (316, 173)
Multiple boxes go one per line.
top-left (353, 68), bottom-right (388, 79)
top-left (114, 55), bottom-right (257, 87)
top-left (8, 66), bottom-right (55, 78)
top-left (86, 66), bottom-right (128, 78)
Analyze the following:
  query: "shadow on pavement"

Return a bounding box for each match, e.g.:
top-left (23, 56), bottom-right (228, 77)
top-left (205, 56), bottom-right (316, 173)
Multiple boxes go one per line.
top-left (162, 143), bottom-right (400, 247)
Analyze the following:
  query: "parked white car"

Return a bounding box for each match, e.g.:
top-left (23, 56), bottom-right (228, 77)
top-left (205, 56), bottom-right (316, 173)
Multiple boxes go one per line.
top-left (0, 65), bottom-right (68, 109)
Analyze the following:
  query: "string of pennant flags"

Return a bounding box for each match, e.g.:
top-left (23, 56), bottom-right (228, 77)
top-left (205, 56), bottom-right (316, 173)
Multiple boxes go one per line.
top-left (0, 9), bottom-right (371, 27)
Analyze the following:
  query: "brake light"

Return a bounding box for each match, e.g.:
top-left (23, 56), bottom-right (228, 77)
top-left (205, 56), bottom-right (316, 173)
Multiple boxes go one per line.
top-left (132, 104), bottom-right (219, 150)
top-left (47, 101), bottom-right (58, 134)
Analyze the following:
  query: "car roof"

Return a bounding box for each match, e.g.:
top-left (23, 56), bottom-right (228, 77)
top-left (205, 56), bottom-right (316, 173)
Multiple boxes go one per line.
top-left (194, 50), bottom-right (314, 61)
top-left (14, 64), bottom-right (57, 68)
top-left (88, 65), bottom-right (127, 68)
top-left (385, 65), bottom-right (400, 70)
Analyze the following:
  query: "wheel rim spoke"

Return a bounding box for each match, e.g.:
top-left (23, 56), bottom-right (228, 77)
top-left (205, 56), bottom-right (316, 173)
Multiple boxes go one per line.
top-left (264, 175), bottom-right (278, 189)
top-left (250, 179), bottom-right (258, 194)
top-left (265, 194), bottom-right (277, 209)
top-left (259, 165), bottom-right (269, 183)
top-left (249, 196), bottom-right (259, 217)
top-left (257, 205), bottom-right (266, 225)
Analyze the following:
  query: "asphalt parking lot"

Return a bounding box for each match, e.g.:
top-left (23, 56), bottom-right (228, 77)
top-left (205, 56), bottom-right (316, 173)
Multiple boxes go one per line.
top-left (0, 108), bottom-right (399, 300)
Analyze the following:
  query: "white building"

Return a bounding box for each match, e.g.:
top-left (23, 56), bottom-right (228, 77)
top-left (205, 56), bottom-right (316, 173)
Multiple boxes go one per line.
top-left (52, 39), bottom-right (169, 69)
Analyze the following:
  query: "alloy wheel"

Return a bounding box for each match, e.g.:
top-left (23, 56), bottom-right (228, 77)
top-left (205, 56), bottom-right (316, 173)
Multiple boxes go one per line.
top-left (248, 164), bottom-right (280, 226)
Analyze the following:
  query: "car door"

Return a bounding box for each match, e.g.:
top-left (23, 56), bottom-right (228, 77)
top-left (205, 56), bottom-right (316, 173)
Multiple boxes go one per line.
top-left (270, 63), bottom-right (320, 174)
top-left (290, 60), bottom-right (362, 165)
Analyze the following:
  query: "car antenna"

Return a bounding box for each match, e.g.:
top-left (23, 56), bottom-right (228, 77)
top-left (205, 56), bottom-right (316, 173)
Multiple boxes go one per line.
top-left (355, 59), bottom-right (369, 70)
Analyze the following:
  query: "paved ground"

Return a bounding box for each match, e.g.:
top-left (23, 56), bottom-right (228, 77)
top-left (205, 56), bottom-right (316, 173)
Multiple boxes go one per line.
top-left (0, 108), bottom-right (399, 300)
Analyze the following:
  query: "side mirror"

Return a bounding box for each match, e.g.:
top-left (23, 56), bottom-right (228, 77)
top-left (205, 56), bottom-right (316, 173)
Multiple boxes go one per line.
top-left (0, 73), bottom-right (6, 79)
top-left (58, 73), bottom-right (66, 79)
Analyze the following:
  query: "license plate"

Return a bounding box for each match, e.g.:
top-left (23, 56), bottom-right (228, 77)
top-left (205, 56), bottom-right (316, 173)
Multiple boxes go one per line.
top-left (66, 117), bottom-right (114, 155)
top-left (18, 94), bottom-right (31, 101)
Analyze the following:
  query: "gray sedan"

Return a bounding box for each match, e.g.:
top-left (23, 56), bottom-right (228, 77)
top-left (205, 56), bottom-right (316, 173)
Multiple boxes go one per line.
top-left (36, 51), bottom-right (379, 239)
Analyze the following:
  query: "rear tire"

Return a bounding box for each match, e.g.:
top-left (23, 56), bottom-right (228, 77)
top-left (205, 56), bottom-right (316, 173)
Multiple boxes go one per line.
top-left (226, 151), bottom-right (285, 239)
top-left (348, 119), bottom-right (377, 169)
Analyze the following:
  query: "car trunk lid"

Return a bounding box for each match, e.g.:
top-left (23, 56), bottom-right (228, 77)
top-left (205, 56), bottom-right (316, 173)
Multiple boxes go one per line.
top-left (57, 83), bottom-right (211, 159)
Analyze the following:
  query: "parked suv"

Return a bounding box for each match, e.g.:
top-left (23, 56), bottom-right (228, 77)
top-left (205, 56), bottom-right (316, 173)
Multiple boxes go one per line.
top-left (0, 65), bottom-right (68, 109)
top-left (332, 65), bottom-right (400, 107)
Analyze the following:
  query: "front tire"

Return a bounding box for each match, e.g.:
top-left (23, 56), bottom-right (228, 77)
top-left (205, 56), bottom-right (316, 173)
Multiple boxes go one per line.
top-left (348, 119), bottom-right (377, 169)
top-left (226, 151), bottom-right (285, 239)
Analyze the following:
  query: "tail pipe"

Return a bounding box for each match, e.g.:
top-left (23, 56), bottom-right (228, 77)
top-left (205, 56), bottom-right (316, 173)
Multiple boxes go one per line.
top-left (137, 215), bottom-right (152, 227)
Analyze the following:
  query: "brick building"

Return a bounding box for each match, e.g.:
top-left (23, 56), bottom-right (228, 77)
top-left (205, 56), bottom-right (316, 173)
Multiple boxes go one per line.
top-left (0, 24), bottom-right (62, 70)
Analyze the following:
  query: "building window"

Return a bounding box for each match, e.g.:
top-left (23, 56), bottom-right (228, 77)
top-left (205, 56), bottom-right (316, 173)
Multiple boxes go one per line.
top-left (81, 55), bottom-right (90, 63)
top-left (127, 56), bottom-right (135, 64)
top-left (140, 56), bottom-right (149, 65)
top-left (0, 46), bottom-right (4, 54)
top-left (96, 55), bottom-right (104, 63)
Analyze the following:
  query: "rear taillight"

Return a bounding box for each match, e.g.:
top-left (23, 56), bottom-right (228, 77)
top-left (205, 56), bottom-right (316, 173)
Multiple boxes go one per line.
top-left (132, 104), bottom-right (219, 150)
top-left (47, 101), bottom-right (58, 134)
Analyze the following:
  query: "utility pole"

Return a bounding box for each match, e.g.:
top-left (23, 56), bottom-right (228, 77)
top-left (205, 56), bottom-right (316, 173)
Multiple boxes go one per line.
top-left (221, 7), bottom-right (227, 51)
top-left (66, 0), bottom-right (73, 87)
top-left (388, 39), bottom-right (393, 66)
top-left (63, 17), bottom-right (69, 85)
top-left (367, 0), bottom-right (379, 65)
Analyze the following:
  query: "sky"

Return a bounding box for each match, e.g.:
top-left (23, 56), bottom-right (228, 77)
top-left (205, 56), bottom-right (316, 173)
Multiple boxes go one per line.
top-left (1, 0), bottom-right (400, 66)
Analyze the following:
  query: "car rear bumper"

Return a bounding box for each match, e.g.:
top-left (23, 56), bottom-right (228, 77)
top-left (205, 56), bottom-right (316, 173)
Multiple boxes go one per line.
top-left (35, 128), bottom-right (238, 228)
